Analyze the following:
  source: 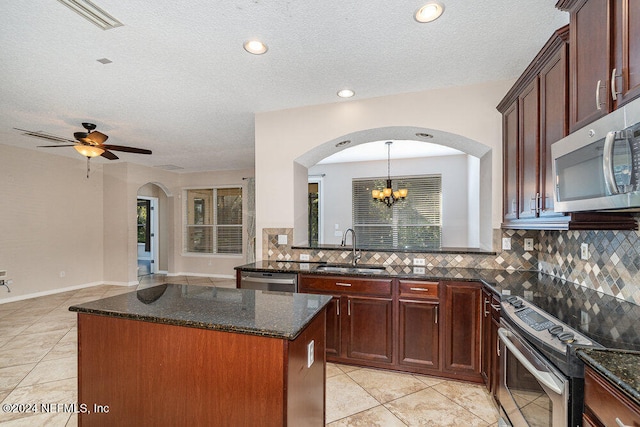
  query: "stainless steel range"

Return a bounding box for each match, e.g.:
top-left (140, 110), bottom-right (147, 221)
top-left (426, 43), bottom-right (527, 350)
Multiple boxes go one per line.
top-left (497, 295), bottom-right (602, 427)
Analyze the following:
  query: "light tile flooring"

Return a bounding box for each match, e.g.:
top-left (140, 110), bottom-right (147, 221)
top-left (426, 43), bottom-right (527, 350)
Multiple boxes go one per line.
top-left (0, 276), bottom-right (499, 426)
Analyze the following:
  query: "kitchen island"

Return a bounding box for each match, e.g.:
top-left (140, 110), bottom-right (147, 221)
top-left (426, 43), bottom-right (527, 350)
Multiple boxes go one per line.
top-left (69, 284), bottom-right (331, 427)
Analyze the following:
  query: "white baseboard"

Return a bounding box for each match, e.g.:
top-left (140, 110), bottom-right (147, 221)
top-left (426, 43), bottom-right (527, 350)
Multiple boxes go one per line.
top-left (0, 281), bottom-right (107, 304)
top-left (168, 272), bottom-right (235, 279)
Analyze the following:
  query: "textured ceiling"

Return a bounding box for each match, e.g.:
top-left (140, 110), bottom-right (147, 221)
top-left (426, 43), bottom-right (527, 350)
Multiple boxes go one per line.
top-left (0, 1), bottom-right (568, 172)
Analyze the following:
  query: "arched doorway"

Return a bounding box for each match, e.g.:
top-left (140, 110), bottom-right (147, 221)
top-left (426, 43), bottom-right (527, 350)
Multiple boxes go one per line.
top-left (137, 182), bottom-right (171, 276)
top-left (295, 126), bottom-right (493, 250)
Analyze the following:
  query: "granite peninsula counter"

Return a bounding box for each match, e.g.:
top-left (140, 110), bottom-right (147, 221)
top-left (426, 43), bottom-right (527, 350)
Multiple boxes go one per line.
top-left (69, 284), bottom-right (332, 427)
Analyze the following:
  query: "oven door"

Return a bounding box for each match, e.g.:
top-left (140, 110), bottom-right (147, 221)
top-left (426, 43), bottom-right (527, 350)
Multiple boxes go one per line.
top-left (497, 327), bottom-right (569, 427)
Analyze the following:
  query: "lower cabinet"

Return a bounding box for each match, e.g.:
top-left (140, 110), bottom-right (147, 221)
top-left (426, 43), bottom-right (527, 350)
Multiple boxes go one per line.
top-left (442, 281), bottom-right (483, 381)
top-left (299, 274), bottom-right (488, 383)
top-left (583, 366), bottom-right (640, 427)
top-left (298, 274), bottom-right (394, 366)
top-left (481, 288), bottom-right (502, 396)
top-left (398, 280), bottom-right (440, 371)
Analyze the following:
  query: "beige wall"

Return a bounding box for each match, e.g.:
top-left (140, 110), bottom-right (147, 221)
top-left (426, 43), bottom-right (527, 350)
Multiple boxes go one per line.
top-left (255, 79), bottom-right (512, 259)
top-left (0, 141), bottom-right (253, 301)
top-left (0, 144), bottom-right (104, 301)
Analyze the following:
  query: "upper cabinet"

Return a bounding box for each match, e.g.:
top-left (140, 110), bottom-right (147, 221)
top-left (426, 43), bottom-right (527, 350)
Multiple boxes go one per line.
top-left (497, 26), bottom-right (571, 229)
top-left (498, 5), bottom-right (639, 230)
top-left (557, 0), bottom-right (640, 132)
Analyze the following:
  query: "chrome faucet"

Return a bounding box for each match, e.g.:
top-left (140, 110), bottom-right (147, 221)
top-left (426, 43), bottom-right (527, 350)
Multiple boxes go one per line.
top-left (341, 228), bottom-right (361, 266)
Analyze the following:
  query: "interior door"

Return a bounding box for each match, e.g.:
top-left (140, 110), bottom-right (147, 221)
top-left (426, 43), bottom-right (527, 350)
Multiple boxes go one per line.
top-left (137, 197), bottom-right (158, 275)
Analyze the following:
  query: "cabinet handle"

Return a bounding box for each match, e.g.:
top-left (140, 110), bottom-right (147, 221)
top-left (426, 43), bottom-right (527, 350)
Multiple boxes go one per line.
top-left (497, 335), bottom-right (501, 357)
top-left (348, 300), bottom-right (351, 316)
top-left (335, 282), bottom-right (352, 287)
top-left (484, 298), bottom-right (490, 317)
top-left (434, 306), bottom-right (438, 324)
top-left (410, 287), bottom-right (431, 292)
top-left (336, 302), bottom-right (340, 316)
top-left (615, 418), bottom-right (629, 427)
top-left (529, 196), bottom-right (537, 213)
top-left (596, 79), bottom-right (604, 110)
top-left (491, 304), bottom-right (501, 312)
top-left (611, 68), bottom-right (621, 101)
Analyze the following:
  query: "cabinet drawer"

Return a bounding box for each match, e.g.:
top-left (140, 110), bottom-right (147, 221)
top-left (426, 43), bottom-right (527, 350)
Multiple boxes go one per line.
top-left (399, 280), bottom-right (439, 300)
top-left (584, 367), bottom-right (640, 427)
top-left (299, 275), bottom-right (392, 296)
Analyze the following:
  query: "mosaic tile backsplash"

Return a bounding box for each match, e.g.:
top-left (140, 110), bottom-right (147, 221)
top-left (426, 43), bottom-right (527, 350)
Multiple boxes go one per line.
top-left (263, 215), bottom-right (640, 306)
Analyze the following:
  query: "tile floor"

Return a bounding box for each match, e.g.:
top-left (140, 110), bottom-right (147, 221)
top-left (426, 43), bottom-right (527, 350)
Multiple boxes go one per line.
top-left (0, 276), bottom-right (499, 426)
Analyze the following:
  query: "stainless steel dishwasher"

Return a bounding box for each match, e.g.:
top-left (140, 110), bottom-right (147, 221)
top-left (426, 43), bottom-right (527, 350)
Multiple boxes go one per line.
top-left (239, 271), bottom-right (298, 293)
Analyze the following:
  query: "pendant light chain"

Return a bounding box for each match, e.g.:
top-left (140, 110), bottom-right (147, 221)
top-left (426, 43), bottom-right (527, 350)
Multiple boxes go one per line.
top-left (371, 141), bottom-right (408, 207)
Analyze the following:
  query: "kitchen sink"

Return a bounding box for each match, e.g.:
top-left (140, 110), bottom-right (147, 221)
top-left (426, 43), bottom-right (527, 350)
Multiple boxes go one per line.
top-left (314, 264), bottom-right (388, 275)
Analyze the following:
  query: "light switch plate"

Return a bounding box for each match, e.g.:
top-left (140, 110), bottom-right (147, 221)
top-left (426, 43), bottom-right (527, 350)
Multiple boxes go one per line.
top-left (307, 340), bottom-right (314, 368)
top-left (413, 258), bottom-right (426, 266)
top-left (413, 266), bottom-right (426, 275)
top-left (300, 254), bottom-right (310, 261)
top-left (502, 237), bottom-right (511, 250)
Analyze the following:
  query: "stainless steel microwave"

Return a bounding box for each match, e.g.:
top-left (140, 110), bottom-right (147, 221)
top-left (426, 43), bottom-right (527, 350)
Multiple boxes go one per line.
top-left (551, 98), bottom-right (640, 212)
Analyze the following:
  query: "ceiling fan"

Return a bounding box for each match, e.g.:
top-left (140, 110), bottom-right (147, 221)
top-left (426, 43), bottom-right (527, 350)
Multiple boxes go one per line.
top-left (15, 123), bottom-right (152, 177)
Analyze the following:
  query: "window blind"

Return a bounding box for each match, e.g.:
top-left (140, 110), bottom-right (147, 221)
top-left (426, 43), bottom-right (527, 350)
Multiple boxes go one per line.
top-left (352, 175), bottom-right (442, 249)
top-left (185, 187), bottom-right (242, 254)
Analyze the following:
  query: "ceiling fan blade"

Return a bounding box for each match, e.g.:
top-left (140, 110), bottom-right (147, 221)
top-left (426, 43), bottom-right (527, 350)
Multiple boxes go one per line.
top-left (14, 128), bottom-right (75, 143)
top-left (100, 150), bottom-right (119, 160)
top-left (102, 145), bottom-right (152, 155)
top-left (74, 130), bottom-right (108, 145)
top-left (37, 144), bottom-right (78, 148)
top-left (87, 131), bottom-right (108, 144)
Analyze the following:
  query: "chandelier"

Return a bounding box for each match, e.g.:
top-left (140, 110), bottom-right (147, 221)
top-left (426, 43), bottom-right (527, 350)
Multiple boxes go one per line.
top-left (371, 141), bottom-right (408, 207)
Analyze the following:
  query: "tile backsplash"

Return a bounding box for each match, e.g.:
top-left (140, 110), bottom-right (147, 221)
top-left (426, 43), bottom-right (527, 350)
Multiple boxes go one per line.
top-left (263, 217), bottom-right (640, 306)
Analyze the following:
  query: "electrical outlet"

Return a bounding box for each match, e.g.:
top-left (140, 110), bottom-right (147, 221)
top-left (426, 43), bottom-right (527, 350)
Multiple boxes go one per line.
top-left (524, 238), bottom-right (534, 251)
top-left (413, 258), bottom-right (426, 266)
top-left (300, 254), bottom-right (310, 261)
top-left (580, 243), bottom-right (589, 260)
top-left (277, 234), bottom-right (288, 245)
top-left (413, 266), bottom-right (426, 275)
top-left (502, 237), bottom-right (512, 250)
top-left (307, 340), bottom-right (314, 368)
top-left (334, 230), bottom-right (342, 237)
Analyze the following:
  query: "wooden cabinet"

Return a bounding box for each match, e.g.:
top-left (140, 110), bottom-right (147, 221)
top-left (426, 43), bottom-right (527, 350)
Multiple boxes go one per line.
top-left (398, 280), bottom-right (440, 371)
top-left (298, 274), bottom-right (394, 366)
top-left (442, 281), bottom-right (483, 382)
top-left (583, 365), bottom-right (640, 427)
top-left (498, 22), bottom-right (637, 230)
top-left (498, 26), bottom-right (569, 229)
top-left (558, 0), bottom-right (640, 132)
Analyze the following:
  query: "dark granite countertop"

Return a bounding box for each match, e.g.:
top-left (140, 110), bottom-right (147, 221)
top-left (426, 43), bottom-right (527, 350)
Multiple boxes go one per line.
top-left (236, 262), bottom-right (640, 352)
top-left (69, 284), bottom-right (332, 340)
top-left (577, 348), bottom-right (640, 407)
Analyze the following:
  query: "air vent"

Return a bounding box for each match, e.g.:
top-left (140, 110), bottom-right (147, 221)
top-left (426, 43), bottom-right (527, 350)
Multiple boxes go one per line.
top-left (56, 0), bottom-right (123, 30)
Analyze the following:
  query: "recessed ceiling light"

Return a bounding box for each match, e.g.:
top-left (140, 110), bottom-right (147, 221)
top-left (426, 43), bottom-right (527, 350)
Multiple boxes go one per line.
top-left (243, 40), bottom-right (268, 55)
top-left (415, 1), bottom-right (445, 23)
top-left (415, 133), bottom-right (434, 139)
top-left (337, 89), bottom-right (355, 98)
top-left (97, 58), bottom-right (112, 64)
top-left (335, 140), bottom-right (351, 147)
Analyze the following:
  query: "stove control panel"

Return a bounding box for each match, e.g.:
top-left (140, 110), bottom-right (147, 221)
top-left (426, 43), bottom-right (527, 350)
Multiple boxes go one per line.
top-left (502, 296), bottom-right (594, 351)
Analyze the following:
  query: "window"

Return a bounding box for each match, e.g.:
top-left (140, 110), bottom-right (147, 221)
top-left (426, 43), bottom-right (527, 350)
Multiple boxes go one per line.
top-left (353, 175), bottom-right (442, 249)
top-left (185, 187), bottom-right (242, 254)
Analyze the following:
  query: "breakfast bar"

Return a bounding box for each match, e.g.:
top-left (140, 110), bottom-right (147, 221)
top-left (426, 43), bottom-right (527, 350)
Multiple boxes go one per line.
top-left (69, 284), bottom-right (331, 427)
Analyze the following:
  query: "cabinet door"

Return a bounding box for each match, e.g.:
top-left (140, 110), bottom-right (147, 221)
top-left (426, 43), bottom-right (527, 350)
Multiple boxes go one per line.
top-left (613, 0), bottom-right (640, 106)
top-left (569, 0), bottom-right (612, 132)
top-left (443, 282), bottom-right (482, 378)
top-left (490, 316), bottom-right (501, 399)
top-left (345, 296), bottom-right (393, 364)
top-left (398, 299), bottom-right (439, 370)
top-left (518, 79), bottom-right (540, 219)
top-left (503, 101), bottom-right (519, 221)
top-left (325, 296), bottom-right (341, 358)
top-left (539, 43), bottom-right (569, 216)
